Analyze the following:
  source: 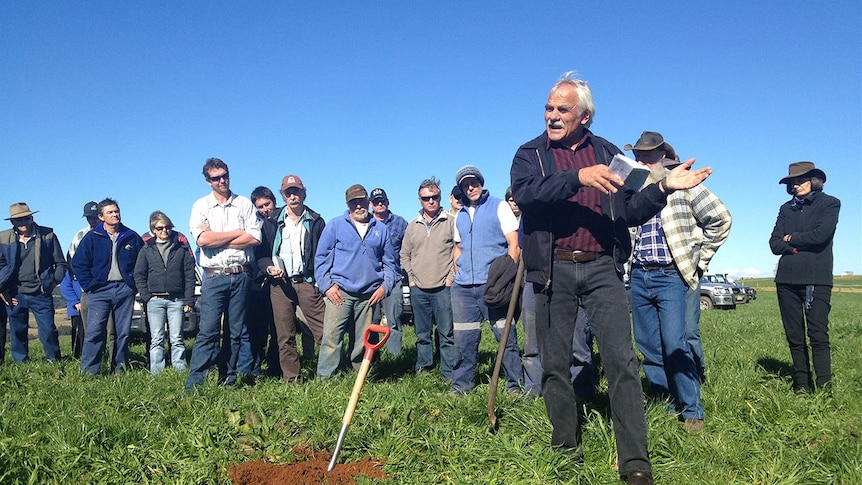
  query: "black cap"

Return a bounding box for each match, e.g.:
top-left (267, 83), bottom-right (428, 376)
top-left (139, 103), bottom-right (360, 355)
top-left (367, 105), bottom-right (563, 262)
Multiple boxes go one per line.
top-left (370, 188), bottom-right (388, 202)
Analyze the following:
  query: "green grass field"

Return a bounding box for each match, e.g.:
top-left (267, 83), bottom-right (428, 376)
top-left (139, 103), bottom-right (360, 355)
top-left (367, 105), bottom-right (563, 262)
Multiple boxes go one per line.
top-left (1, 292), bottom-right (860, 484)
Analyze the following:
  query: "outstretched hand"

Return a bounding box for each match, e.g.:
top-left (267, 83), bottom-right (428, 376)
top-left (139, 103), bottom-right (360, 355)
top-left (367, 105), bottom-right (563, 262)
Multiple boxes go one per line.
top-left (665, 158), bottom-right (712, 190)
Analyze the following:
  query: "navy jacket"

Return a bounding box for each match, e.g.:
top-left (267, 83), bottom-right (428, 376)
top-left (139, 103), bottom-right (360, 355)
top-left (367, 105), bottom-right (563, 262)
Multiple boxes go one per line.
top-left (769, 190), bottom-right (840, 286)
top-left (71, 222), bottom-right (143, 292)
top-left (510, 131), bottom-right (668, 287)
top-left (0, 224), bottom-right (68, 295)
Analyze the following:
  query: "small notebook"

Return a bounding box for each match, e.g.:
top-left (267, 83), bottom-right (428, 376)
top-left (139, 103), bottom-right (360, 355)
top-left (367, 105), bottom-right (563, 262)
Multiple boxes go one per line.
top-left (609, 154), bottom-right (650, 190)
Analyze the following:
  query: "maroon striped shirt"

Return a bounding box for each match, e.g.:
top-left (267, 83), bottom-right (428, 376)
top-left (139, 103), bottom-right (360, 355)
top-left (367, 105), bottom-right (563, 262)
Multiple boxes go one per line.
top-left (549, 133), bottom-right (606, 253)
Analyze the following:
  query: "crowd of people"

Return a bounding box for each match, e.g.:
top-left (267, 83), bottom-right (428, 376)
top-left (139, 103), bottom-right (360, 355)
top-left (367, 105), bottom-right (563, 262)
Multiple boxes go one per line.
top-left (0, 72), bottom-right (841, 485)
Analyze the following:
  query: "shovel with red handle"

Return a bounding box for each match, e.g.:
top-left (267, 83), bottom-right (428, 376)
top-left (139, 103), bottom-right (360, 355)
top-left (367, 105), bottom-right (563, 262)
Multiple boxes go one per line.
top-left (327, 323), bottom-right (391, 472)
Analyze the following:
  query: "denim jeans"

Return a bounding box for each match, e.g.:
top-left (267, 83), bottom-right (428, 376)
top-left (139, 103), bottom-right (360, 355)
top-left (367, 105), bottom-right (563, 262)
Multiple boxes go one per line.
top-left (537, 256), bottom-right (650, 475)
top-left (685, 281), bottom-right (705, 380)
top-left (317, 289), bottom-right (374, 379)
top-left (521, 283), bottom-right (595, 399)
top-left (630, 267), bottom-right (703, 419)
top-left (7, 292), bottom-right (61, 362)
top-left (185, 272), bottom-right (250, 389)
top-left (81, 282), bottom-right (135, 374)
top-left (238, 285), bottom-right (271, 376)
top-left (372, 286), bottom-right (403, 355)
top-left (410, 285), bottom-right (456, 380)
top-left (776, 283), bottom-right (832, 390)
top-left (451, 283), bottom-right (522, 394)
top-left (146, 297), bottom-right (186, 374)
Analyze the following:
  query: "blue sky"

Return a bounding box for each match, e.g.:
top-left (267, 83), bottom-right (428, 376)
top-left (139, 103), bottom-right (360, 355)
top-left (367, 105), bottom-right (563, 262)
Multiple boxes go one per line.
top-left (2, 2), bottom-right (860, 278)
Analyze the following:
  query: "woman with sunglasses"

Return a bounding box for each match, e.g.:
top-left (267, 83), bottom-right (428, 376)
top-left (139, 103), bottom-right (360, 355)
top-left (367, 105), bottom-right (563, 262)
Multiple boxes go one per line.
top-left (134, 211), bottom-right (197, 374)
top-left (769, 162), bottom-right (840, 393)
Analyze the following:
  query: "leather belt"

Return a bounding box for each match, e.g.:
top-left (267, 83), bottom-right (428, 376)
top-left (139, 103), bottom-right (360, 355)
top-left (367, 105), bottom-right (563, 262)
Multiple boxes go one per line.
top-left (633, 264), bottom-right (673, 271)
top-left (204, 264), bottom-right (251, 275)
top-left (554, 250), bottom-right (599, 263)
top-left (288, 274), bottom-right (306, 284)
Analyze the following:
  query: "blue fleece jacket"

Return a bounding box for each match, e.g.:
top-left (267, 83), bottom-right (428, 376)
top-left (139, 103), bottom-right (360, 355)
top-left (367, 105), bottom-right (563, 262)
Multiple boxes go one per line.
top-left (314, 211), bottom-right (398, 296)
top-left (454, 190), bottom-right (507, 285)
top-left (71, 222), bottom-right (143, 292)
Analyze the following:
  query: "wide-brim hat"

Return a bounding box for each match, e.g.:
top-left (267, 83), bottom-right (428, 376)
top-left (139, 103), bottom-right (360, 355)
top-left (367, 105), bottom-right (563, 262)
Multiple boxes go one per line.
top-left (779, 161), bottom-right (827, 184)
top-left (624, 131), bottom-right (678, 162)
top-left (6, 202), bottom-right (38, 220)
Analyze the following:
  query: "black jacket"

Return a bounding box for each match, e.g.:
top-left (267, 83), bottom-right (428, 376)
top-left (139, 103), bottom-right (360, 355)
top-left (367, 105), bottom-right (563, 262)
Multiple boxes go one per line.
top-left (769, 190), bottom-right (840, 286)
top-left (133, 232), bottom-right (196, 305)
top-left (510, 131), bottom-right (668, 287)
top-left (255, 206), bottom-right (326, 284)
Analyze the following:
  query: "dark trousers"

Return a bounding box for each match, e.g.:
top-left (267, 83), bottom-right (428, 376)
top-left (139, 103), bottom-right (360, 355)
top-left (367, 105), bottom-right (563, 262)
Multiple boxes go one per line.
top-left (776, 283), bottom-right (832, 390)
top-left (70, 314), bottom-right (85, 359)
top-left (535, 256), bottom-right (650, 475)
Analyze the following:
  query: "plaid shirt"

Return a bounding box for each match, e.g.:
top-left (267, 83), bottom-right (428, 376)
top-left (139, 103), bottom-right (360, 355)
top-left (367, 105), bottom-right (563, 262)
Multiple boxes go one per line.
top-left (633, 214), bottom-right (673, 266)
top-left (631, 174), bottom-right (732, 289)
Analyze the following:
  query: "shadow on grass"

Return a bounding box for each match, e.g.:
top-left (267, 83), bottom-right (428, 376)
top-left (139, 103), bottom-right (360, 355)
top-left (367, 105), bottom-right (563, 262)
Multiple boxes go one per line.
top-left (756, 356), bottom-right (794, 383)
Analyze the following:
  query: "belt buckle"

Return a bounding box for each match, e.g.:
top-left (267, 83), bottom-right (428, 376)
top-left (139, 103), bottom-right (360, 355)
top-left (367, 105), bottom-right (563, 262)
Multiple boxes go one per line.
top-left (227, 263), bottom-right (244, 274)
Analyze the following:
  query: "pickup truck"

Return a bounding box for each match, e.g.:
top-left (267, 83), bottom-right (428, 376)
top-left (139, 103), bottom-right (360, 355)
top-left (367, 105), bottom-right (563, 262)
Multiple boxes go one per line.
top-left (699, 274), bottom-right (737, 310)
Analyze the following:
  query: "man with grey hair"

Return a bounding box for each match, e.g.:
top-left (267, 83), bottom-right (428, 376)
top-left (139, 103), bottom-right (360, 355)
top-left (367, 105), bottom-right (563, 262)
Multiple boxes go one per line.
top-left (314, 184), bottom-right (398, 379)
top-left (400, 177), bottom-right (457, 378)
top-left (510, 72), bottom-right (712, 485)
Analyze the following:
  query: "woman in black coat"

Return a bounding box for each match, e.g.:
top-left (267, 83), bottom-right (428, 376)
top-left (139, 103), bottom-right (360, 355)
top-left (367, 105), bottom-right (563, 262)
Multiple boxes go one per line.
top-left (769, 162), bottom-right (840, 393)
top-left (134, 211), bottom-right (197, 375)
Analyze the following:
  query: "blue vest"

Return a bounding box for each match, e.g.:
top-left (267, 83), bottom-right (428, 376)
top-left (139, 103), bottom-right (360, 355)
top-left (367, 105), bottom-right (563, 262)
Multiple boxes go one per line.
top-left (455, 191), bottom-right (506, 285)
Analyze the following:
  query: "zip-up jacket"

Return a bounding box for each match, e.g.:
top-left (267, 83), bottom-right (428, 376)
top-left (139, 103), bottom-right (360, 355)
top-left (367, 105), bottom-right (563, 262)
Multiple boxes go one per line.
top-left (0, 224), bottom-right (68, 295)
top-left (71, 222), bottom-right (143, 292)
top-left (314, 211), bottom-right (398, 296)
top-left (134, 232), bottom-right (197, 305)
top-left (401, 209), bottom-right (456, 289)
top-left (510, 131), bottom-right (668, 287)
top-left (256, 206), bottom-right (325, 284)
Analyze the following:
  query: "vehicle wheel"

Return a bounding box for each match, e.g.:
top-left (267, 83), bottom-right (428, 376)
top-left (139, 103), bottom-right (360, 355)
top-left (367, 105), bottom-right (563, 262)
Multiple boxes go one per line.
top-left (700, 296), bottom-right (714, 311)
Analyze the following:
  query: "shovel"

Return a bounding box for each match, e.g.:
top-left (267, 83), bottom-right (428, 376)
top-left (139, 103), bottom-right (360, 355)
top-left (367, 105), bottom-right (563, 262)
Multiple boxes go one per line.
top-left (487, 257), bottom-right (525, 432)
top-left (327, 323), bottom-right (391, 471)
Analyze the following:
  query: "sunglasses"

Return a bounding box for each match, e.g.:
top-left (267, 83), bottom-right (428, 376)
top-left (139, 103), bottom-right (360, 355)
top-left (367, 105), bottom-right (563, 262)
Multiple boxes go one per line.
top-left (152, 226), bottom-right (171, 232)
top-left (208, 172), bottom-right (230, 182)
top-left (371, 199), bottom-right (388, 206)
top-left (11, 216), bottom-right (32, 224)
top-left (420, 195), bottom-right (441, 202)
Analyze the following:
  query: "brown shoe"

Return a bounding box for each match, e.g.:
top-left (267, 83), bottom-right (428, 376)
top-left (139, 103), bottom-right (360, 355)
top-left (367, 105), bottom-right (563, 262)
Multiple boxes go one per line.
top-left (684, 418), bottom-right (704, 433)
top-left (626, 470), bottom-right (654, 485)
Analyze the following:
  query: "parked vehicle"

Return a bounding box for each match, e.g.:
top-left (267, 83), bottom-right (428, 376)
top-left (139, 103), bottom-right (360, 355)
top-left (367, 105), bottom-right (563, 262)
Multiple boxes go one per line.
top-left (725, 274), bottom-right (757, 301)
top-left (699, 274), bottom-right (737, 310)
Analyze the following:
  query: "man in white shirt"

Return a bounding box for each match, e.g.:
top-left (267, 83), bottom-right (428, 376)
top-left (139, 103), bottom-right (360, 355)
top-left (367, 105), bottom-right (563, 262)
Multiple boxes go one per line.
top-left (185, 158), bottom-right (261, 390)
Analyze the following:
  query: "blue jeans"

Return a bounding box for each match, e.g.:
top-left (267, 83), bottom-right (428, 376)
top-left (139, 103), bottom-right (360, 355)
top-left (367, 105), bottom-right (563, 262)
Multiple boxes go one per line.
top-left (372, 286), bottom-right (403, 355)
top-left (410, 285), bottom-right (456, 380)
top-left (537, 256), bottom-right (650, 475)
top-left (630, 267), bottom-right (703, 419)
top-left (451, 283), bottom-right (522, 394)
top-left (685, 281), bottom-right (705, 380)
top-left (146, 297), bottom-right (186, 374)
top-left (81, 282), bottom-right (135, 374)
top-left (238, 285), bottom-right (270, 376)
top-left (317, 289), bottom-right (374, 379)
top-left (522, 283), bottom-right (595, 399)
top-left (7, 292), bottom-right (61, 362)
top-left (185, 272), bottom-right (250, 389)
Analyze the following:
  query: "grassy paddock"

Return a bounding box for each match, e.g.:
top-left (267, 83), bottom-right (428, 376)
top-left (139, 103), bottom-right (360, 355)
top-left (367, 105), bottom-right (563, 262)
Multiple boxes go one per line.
top-left (1, 294), bottom-right (860, 484)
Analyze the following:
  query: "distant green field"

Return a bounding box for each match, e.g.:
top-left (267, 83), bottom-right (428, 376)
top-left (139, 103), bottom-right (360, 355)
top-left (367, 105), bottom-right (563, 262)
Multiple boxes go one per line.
top-left (742, 275), bottom-right (862, 290)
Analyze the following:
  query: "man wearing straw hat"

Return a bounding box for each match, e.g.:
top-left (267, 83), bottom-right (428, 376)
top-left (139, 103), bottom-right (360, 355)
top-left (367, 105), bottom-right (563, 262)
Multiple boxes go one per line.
top-left (0, 202), bottom-right (68, 363)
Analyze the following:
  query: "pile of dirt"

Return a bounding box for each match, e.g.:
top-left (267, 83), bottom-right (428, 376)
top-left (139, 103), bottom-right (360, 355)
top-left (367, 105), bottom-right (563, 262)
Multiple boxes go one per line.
top-left (229, 445), bottom-right (388, 485)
